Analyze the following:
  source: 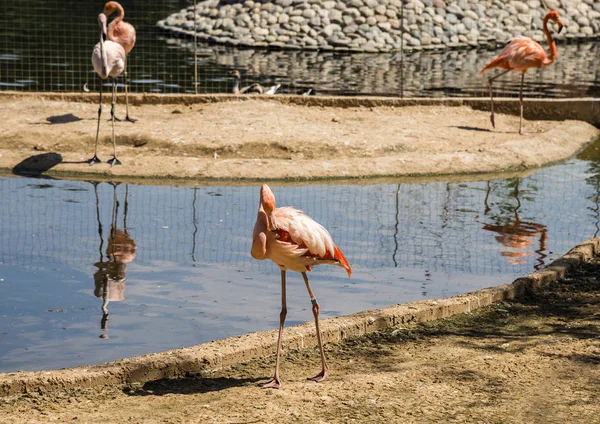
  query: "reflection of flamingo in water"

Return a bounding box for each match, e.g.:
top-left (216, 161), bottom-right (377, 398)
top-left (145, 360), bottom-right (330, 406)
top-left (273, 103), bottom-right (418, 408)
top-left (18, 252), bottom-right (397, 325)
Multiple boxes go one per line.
top-left (251, 184), bottom-right (351, 389)
top-left (92, 182), bottom-right (137, 339)
top-left (478, 178), bottom-right (548, 269)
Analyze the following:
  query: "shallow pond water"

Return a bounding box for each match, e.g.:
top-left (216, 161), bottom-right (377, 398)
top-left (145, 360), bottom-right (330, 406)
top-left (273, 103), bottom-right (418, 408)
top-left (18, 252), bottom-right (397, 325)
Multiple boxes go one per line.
top-left (1, 138), bottom-right (600, 372)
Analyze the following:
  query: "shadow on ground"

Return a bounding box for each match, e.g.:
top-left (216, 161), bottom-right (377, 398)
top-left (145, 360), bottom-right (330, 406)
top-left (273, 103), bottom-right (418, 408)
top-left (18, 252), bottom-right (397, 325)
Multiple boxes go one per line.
top-left (12, 153), bottom-right (63, 177)
top-left (361, 259), bottom-right (600, 361)
top-left (46, 113), bottom-right (83, 125)
top-left (124, 375), bottom-right (264, 396)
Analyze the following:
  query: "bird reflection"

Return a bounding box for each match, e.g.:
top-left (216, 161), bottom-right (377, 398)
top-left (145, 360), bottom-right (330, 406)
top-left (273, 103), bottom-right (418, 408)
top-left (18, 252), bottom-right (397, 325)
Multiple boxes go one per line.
top-left (92, 182), bottom-right (137, 339)
top-left (478, 178), bottom-right (548, 269)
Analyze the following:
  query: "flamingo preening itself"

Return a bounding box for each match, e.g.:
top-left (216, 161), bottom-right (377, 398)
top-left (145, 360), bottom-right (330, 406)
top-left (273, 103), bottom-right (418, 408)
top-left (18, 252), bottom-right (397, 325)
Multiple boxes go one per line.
top-left (251, 184), bottom-right (352, 389)
top-left (104, 1), bottom-right (137, 122)
top-left (90, 13), bottom-right (126, 166)
top-left (480, 10), bottom-right (564, 135)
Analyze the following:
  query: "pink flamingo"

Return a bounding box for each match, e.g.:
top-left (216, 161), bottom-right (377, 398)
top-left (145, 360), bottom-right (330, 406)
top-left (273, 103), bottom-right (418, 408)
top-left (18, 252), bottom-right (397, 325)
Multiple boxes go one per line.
top-left (480, 10), bottom-right (564, 135)
top-left (89, 13), bottom-right (126, 166)
top-left (104, 1), bottom-right (137, 122)
top-left (251, 184), bottom-right (352, 389)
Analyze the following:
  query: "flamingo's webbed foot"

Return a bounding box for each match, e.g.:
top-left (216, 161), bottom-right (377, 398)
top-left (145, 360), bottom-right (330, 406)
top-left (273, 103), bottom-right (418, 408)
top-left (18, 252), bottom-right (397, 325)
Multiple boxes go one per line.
top-left (260, 377), bottom-right (282, 389)
top-left (107, 157), bottom-right (122, 167)
top-left (87, 155), bottom-right (102, 165)
top-left (125, 115), bottom-right (137, 123)
top-left (307, 368), bottom-right (328, 383)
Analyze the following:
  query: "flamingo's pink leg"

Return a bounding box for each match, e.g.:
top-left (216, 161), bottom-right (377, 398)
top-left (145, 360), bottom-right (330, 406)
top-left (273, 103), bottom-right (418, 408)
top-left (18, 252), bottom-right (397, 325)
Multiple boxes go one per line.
top-left (487, 69), bottom-right (511, 129)
top-left (518, 71), bottom-right (529, 136)
top-left (262, 270), bottom-right (287, 389)
top-left (302, 272), bottom-right (329, 383)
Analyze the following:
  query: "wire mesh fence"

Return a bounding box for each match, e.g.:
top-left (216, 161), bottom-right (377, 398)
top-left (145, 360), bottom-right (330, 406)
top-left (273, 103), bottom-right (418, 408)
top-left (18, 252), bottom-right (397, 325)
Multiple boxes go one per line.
top-left (1, 0), bottom-right (599, 97)
top-left (2, 156), bottom-right (599, 278)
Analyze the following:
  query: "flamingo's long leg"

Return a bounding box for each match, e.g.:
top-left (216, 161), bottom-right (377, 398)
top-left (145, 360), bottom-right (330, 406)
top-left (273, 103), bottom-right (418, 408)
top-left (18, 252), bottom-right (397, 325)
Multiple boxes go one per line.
top-left (519, 71), bottom-right (527, 135)
top-left (302, 272), bottom-right (329, 383)
top-left (262, 270), bottom-right (287, 389)
top-left (107, 79), bottom-right (121, 166)
top-left (487, 69), bottom-right (511, 129)
top-left (88, 76), bottom-right (103, 165)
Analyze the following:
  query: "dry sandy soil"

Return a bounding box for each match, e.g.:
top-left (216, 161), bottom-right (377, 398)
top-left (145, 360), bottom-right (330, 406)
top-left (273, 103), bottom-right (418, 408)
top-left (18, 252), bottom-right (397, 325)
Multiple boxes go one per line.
top-left (1, 256), bottom-right (599, 423)
top-left (0, 96), bottom-right (597, 181)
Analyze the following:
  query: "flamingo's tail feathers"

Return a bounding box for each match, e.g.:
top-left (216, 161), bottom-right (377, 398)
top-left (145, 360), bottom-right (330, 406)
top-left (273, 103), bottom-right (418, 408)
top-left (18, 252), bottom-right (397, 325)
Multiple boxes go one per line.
top-left (479, 56), bottom-right (504, 75)
top-left (334, 245), bottom-right (352, 278)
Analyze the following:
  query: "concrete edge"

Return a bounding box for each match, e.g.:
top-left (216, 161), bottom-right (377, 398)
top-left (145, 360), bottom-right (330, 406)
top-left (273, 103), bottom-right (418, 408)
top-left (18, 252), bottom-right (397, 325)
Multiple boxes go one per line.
top-left (1, 237), bottom-right (598, 397)
top-left (1, 92), bottom-right (599, 125)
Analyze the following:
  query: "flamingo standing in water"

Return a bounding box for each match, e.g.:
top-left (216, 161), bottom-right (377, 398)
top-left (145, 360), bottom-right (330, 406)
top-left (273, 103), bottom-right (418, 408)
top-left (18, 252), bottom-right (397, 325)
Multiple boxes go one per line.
top-left (480, 10), bottom-right (564, 135)
top-left (104, 1), bottom-right (137, 122)
top-left (89, 13), bottom-right (126, 166)
top-left (251, 184), bottom-right (352, 389)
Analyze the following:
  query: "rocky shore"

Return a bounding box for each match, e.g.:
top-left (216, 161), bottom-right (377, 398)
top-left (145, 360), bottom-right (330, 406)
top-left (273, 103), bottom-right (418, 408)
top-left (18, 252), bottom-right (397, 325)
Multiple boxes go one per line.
top-left (158, 0), bottom-right (600, 53)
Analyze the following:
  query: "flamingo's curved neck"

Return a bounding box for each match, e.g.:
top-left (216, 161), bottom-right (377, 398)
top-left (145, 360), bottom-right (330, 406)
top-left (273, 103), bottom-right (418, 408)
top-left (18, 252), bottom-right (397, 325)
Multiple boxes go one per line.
top-left (108, 4), bottom-right (124, 41)
top-left (542, 15), bottom-right (557, 66)
top-left (233, 78), bottom-right (239, 93)
top-left (99, 27), bottom-right (108, 78)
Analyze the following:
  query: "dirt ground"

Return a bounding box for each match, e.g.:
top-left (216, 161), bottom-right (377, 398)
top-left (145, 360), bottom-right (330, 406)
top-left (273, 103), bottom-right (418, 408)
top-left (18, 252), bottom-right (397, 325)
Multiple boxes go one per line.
top-left (0, 96), bottom-right (597, 181)
top-left (1, 256), bottom-right (599, 423)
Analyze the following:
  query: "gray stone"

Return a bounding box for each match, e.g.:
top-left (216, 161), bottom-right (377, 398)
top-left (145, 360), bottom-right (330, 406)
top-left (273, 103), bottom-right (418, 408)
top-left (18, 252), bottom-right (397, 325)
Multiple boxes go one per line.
top-left (378, 21), bottom-right (392, 31)
top-left (409, 37), bottom-right (421, 46)
top-left (304, 36), bottom-right (318, 45)
top-left (327, 35), bottom-right (351, 46)
top-left (517, 13), bottom-right (532, 25)
top-left (359, 6), bottom-right (374, 17)
top-left (462, 17), bottom-right (476, 30)
top-left (463, 10), bottom-right (478, 21)
top-left (303, 8), bottom-right (316, 19)
top-left (512, 1), bottom-right (529, 13)
top-left (581, 26), bottom-right (594, 36)
top-left (455, 23), bottom-right (466, 34)
top-left (576, 16), bottom-right (590, 27)
top-left (446, 4), bottom-right (463, 16)
top-left (329, 9), bottom-right (343, 24)
top-left (375, 4), bottom-right (387, 15)
top-left (446, 13), bottom-right (458, 24)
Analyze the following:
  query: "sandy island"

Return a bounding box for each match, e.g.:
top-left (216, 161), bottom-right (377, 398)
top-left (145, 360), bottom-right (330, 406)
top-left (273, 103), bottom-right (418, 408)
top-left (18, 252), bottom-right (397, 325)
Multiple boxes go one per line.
top-left (0, 95), bottom-right (598, 181)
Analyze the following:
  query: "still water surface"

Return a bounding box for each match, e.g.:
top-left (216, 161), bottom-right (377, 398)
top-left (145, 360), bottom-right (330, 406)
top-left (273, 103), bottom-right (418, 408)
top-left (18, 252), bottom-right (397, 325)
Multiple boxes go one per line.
top-left (1, 139), bottom-right (600, 372)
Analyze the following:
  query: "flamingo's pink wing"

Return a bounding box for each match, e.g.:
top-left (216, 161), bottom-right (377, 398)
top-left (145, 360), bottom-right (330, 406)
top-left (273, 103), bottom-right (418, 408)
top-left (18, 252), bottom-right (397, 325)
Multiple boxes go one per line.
top-left (274, 207), bottom-right (336, 258)
top-left (500, 37), bottom-right (546, 70)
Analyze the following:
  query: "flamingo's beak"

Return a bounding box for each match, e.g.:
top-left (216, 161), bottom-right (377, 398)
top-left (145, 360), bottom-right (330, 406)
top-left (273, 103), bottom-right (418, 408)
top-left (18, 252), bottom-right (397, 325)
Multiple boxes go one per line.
top-left (558, 24), bottom-right (564, 34)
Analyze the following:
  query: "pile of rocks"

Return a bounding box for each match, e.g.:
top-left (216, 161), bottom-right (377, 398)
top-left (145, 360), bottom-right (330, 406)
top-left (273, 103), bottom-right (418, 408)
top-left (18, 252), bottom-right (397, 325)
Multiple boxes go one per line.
top-left (158, 0), bottom-right (600, 53)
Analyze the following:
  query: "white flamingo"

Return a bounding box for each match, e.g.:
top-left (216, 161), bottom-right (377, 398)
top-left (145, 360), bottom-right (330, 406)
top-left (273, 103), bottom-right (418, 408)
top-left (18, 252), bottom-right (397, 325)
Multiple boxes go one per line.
top-left (89, 13), bottom-right (126, 166)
